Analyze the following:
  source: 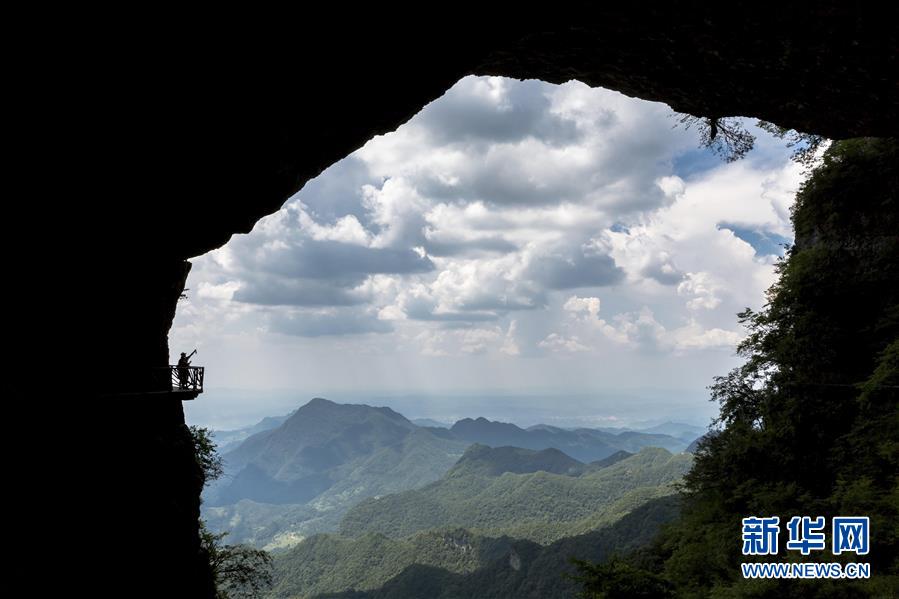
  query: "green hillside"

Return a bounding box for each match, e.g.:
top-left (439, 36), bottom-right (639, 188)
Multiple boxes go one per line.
top-left (339, 446), bottom-right (691, 544)
top-left (447, 444), bottom-right (585, 477)
top-left (272, 496), bottom-right (681, 599)
top-left (204, 399), bottom-right (468, 548)
top-left (270, 529), bottom-right (518, 598)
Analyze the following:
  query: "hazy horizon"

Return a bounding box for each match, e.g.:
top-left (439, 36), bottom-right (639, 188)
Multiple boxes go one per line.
top-left (185, 386), bottom-right (716, 432)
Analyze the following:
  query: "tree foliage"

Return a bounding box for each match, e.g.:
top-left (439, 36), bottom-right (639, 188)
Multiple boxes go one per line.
top-left (686, 138), bottom-right (897, 595)
top-left (676, 114), bottom-right (827, 166)
top-left (574, 138), bottom-right (899, 597)
top-left (676, 115), bottom-right (756, 162)
top-left (570, 557), bottom-right (673, 598)
top-left (190, 425), bottom-right (224, 486)
top-left (755, 121), bottom-right (827, 168)
top-left (201, 522), bottom-right (274, 599)
top-left (189, 426), bottom-right (274, 597)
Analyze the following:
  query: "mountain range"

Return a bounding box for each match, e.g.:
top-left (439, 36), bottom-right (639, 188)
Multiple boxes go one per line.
top-left (204, 399), bottom-right (468, 548)
top-left (212, 399), bottom-right (467, 507)
top-left (212, 410), bottom-right (298, 454)
top-left (338, 445), bottom-right (691, 544)
top-left (202, 398), bottom-right (700, 550)
top-left (449, 417), bottom-right (688, 461)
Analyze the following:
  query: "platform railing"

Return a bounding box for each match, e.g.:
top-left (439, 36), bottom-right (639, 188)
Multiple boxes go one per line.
top-left (150, 366), bottom-right (205, 393)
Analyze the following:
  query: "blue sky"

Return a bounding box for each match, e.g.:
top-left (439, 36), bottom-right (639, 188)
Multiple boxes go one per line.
top-left (172, 76), bottom-right (807, 430)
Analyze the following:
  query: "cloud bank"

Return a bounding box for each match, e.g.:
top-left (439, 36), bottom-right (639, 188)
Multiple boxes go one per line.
top-left (172, 76), bottom-right (803, 398)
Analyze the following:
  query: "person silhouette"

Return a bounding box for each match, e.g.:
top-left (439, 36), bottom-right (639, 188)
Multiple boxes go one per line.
top-left (177, 352), bottom-right (191, 389)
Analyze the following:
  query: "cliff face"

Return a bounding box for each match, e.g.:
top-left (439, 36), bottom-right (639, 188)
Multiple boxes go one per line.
top-left (46, 5), bottom-right (899, 266)
top-left (83, 398), bottom-right (214, 596)
top-left (54, 260), bottom-right (214, 595)
top-left (9, 4), bottom-right (897, 596)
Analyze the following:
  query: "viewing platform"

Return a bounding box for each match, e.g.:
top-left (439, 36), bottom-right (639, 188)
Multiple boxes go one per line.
top-left (97, 366), bottom-right (205, 400)
top-left (157, 366), bottom-right (205, 399)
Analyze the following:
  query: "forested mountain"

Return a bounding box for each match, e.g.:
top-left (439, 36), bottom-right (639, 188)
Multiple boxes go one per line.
top-left (637, 422), bottom-right (707, 443)
top-left (270, 496), bottom-right (681, 599)
top-left (339, 446), bottom-right (691, 544)
top-left (212, 410), bottom-right (297, 454)
top-left (446, 444), bottom-right (585, 476)
top-left (204, 399), bottom-right (468, 548)
top-left (270, 528), bottom-right (519, 599)
top-left (450, 417), bottom-right (687, 461)
top-left (204, 399), bottom-right (690, 549)
top-left (220, 399), bottom-right (444, 490)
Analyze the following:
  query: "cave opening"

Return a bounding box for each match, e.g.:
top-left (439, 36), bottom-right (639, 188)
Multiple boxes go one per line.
top-left (23, 8), bottom-right (894, 597)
